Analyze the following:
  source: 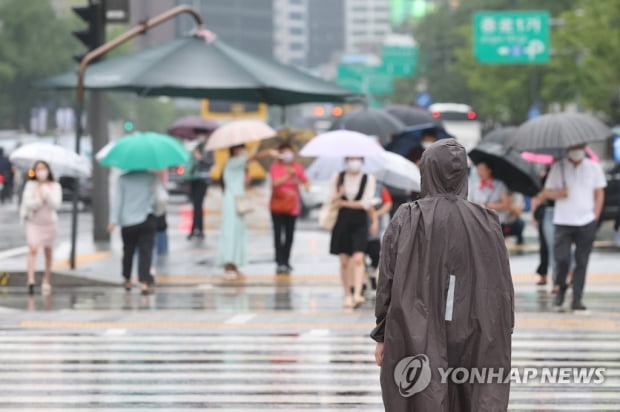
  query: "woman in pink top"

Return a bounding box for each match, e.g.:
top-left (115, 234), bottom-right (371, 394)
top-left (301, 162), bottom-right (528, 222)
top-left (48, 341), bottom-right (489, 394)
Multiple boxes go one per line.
top-left (269, 143), bottom-right (309, 274)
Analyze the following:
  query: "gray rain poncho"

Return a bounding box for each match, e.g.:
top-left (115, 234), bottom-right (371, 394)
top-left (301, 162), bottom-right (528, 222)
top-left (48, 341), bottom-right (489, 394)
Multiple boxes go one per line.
top-left (372, 139), bottom-right (514, 412)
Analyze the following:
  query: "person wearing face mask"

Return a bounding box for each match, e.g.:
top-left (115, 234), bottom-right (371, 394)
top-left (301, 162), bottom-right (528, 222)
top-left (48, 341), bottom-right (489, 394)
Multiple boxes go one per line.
top-left (187, 131), bottom-right (214, 240)
top-left (328, 157), bottom-right (377, 309)
top-left (217, 145), bottom-right (277, 278)
top-left (19, 161), bottom-right (62, 295)
top-left (269, 143), bottom-right (310, 274)
top-left (544, 144), bottom-right (607, 311)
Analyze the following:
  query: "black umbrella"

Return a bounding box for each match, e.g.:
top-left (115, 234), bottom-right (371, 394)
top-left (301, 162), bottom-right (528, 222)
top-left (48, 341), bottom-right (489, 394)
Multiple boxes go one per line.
top-left (482, 127), bottom-right (517, 145)
top-left (385, 105), bottom-right (442, 127)
top-left (507, 113), bottom-right (612, 152)
top-left (330, 108), bottom-right (405, 145)
top-left (469, 141), bottom-right (542, 197)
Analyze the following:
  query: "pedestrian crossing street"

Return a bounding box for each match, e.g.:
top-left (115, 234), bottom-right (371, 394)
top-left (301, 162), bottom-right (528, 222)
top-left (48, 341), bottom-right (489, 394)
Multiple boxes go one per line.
top-left (0, 329), bottom-right (618, 411)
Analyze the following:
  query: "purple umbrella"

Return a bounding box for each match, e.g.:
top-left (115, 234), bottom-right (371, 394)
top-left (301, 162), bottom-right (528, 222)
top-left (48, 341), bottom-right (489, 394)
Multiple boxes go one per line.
top-left (167, 116), bottom-right (219, 140)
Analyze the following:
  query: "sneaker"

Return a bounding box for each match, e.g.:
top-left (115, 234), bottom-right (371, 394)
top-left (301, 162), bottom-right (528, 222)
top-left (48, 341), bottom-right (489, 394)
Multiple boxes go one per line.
top-left (571, 301), bottom-right (587, 311)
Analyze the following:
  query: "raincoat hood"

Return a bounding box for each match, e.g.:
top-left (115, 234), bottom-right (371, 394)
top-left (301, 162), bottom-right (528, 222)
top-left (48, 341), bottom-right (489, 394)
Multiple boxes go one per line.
top-left (420, 138), bottom-right (468, 199)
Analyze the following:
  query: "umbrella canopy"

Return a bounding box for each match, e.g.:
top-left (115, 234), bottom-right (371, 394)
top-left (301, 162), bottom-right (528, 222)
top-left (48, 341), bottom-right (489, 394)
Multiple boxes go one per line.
top-left (300, 130), bottom-right (385, 158)
top-left (329, 108), bottom-right (405, 145)
top-left (385, 105), bottom-right (442, 127)
top-left (205, 120), bottom-right (276, 151)
top-left (386, 123), bottom-right (455, 157)
top-left (255, 128), bottom-right (315, 171)
top-left (38, 33), bottom-right (358, 105)
top-left (306, 151), bottom-right (420, 192)
top-left (99, 132), bottom-right (190, 171)
top-left (482, 127), bottom-right (517, 145)
top-left (507, 112), bottom-right (612, 152)
top-left (10, 142), bottom-right (91, 177)
top-left (167, 116), bottom-right (219, 140)
top-left (469, 141), bottom-right (542, 197)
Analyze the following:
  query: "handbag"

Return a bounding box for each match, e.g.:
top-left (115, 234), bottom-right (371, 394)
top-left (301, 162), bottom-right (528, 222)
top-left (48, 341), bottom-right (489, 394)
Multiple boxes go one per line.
top-left (153, 181), bottom-right (169, 217)
top-left (235, 194), bottom-right (254, 216)
top-left (318, 200), bottom-right (338, 230)
top-left (270, 190), bottom-right (296, 214)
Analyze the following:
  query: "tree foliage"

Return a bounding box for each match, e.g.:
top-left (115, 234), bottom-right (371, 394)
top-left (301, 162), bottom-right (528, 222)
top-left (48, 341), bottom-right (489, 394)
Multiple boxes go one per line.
top-left (0, 0), bottom-right (80, 129)
top-left (393, 0), bottom-right (596, 123)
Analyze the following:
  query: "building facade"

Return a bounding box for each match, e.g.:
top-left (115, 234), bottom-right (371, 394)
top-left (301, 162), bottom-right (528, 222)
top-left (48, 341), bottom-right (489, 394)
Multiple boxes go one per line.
top-left (176, 0), bottom-right (274, 59)
top-left (344, 0), bottom-right (391, 54)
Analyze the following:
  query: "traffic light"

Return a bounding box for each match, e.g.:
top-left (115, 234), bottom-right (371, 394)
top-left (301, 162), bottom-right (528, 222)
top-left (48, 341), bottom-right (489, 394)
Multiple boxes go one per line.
top-left (72, 2), bottom-right (104, 63)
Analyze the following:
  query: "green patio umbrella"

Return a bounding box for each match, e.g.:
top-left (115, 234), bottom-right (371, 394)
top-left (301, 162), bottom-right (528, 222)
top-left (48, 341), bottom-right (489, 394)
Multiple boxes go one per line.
top-left (99, 132), bottom-right (190, 171)
top-left (38, 32), bottom-right (358, 105)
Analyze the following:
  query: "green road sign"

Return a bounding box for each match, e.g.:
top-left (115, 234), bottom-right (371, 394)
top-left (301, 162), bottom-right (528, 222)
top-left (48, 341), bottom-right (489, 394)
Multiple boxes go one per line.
top-left (336, 64), bottom-right (393, 94)
top-left (473, 11), bottom-right (550, 64)
top-left (381, 45), bottom-right (417, 77)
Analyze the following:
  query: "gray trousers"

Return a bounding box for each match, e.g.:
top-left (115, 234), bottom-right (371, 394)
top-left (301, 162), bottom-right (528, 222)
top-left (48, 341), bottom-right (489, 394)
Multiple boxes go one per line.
top-left (554, 220), bottom-right (598, 304)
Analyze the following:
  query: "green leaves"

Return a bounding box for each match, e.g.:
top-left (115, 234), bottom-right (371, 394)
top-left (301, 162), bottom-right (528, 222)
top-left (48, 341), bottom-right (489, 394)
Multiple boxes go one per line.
top-left (0, 0), bottom-right (80, 128)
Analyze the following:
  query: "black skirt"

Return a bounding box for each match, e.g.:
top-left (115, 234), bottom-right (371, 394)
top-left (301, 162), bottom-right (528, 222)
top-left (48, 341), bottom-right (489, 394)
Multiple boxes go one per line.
top-left (330, 208), bottom-right (368, 256)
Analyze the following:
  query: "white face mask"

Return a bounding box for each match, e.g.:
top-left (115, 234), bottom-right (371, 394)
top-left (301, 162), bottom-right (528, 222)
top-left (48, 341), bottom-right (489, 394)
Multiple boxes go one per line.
top-left (280, 151), bottom-right (295, 163)
top-left (421, 141), bottom-right (433, 150)
top-left (346, 159), bottom-right (363, 173)
top-left (36, 170), bottom-right (49, 181)
top-left (567, 148), bottom-right (586, 162)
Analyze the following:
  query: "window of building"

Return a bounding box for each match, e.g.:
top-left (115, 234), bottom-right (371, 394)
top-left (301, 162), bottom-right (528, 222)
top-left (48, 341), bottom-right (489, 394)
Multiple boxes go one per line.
top-left (290, 27), bottom-right (304, 35)
top-left (290, 0), bottom-right (303, 4)
top-left (290, 42), bottom-right (304, 51)
top-left (289, 12), bottom-right (303, 20)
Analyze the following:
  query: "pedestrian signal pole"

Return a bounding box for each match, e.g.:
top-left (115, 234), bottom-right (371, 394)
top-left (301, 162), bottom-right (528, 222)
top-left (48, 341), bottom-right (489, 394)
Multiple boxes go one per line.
top-left (68, 5), bottom-right (204, 269)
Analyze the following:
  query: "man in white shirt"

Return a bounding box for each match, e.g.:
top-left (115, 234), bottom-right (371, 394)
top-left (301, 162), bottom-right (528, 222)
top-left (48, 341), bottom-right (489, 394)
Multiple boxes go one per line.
top-left (544, 144), bottom-right (607, 311)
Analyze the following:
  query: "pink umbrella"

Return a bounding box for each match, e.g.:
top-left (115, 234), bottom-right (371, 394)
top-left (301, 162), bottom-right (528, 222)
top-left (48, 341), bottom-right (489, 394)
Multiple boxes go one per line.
top-left (521, 147), bottom-right (599, 164)
top-left (521, 151), bottom-right (553, 165)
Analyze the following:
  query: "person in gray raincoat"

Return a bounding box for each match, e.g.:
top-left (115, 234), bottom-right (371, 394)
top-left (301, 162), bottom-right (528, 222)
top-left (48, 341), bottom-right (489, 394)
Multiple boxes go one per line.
top-left (371, 139), bottom-right (514, 412)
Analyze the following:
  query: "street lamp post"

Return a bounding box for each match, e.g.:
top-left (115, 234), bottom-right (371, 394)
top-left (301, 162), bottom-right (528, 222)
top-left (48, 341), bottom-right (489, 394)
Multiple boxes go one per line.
top-left (69, 5), bottom-right (204, 269)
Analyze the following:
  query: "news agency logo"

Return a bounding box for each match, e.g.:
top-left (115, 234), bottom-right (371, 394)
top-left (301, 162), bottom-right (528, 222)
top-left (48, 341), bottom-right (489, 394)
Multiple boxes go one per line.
top-left (395, 354), bottom-right (607, 397)
top-left (394, 354), bottom-right (432, 397)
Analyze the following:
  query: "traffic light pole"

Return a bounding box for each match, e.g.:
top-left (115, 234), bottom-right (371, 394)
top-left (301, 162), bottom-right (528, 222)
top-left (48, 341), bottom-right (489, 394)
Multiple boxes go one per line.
top-left (69, 5), bottom-right (204, 269)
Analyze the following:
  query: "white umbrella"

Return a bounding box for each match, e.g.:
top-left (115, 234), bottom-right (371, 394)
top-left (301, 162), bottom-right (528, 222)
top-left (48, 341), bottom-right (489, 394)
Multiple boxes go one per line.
top-left (300, 130), bottom-right (385, 157)
top-left (306, 151), bottom-right (420, 192)
top-left (205, 119), bottom-right (276, 151)
top-left (95, 141), bottom-right (114, 161)
top-left (9, 142), bottom-right (91, 177)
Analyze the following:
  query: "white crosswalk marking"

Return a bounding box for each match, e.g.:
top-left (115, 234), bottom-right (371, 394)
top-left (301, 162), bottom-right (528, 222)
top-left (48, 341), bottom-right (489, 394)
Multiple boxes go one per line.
top-left (0, 332), bottom-right (617, 410)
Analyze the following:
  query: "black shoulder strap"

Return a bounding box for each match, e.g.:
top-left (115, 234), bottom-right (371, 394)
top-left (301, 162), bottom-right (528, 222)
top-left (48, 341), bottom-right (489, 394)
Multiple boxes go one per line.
top-left (354, 174), bottom-right (368, 201)
top-left (337, 171), bottom-right (346, 199)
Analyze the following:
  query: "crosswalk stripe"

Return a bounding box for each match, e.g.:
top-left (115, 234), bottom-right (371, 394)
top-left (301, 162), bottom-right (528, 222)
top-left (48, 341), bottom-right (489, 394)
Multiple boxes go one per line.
top-left (0, 331), bottom-right (616, 410)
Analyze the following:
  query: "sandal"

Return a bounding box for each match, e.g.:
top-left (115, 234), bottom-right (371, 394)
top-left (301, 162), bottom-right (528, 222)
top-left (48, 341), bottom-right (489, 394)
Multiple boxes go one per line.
top-left (41, 283), bottom-right (52, 295)
top-left (123, 280), bottom-right (132, 292)
top-left (536, 275), bottom-right (547, 286)
top-left (343, 296), bottom-right (353, 309)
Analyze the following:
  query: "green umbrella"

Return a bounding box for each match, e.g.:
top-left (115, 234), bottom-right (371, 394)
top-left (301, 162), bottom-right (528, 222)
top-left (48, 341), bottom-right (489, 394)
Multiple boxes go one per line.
top-left (38, 32), bottom-right (358, 105)
top-left (99, 132), bottom-right (190, 171)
